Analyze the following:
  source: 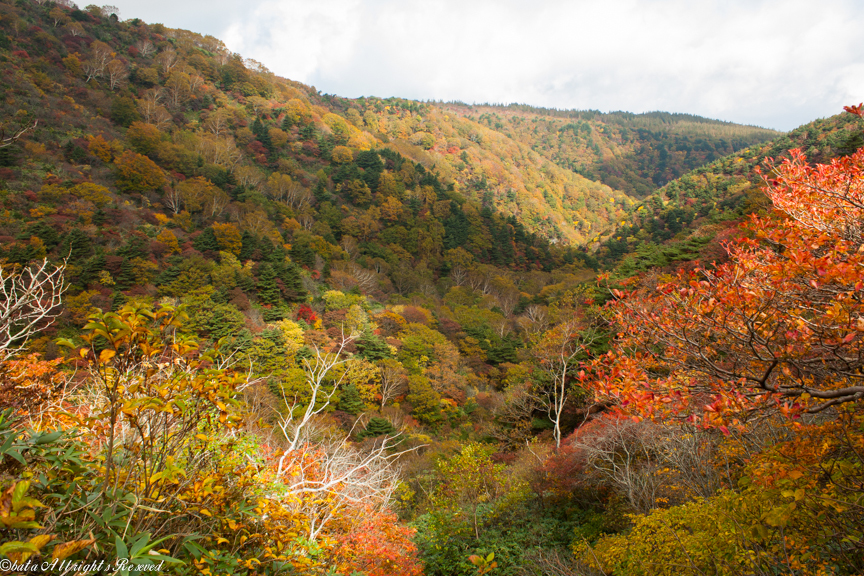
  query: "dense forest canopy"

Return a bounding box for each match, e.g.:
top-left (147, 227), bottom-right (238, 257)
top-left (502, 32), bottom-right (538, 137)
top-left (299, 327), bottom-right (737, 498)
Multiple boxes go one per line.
top-left (0, 1), bottom-right (862, 575)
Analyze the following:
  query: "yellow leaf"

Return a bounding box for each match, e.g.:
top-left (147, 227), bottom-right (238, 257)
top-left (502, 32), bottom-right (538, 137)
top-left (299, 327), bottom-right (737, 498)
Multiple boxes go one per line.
top-left (29, 534), bottom-right (53, 550)
top-left (51, 539), bottom-right (95, 560)
top-left (99, 349), bottom-right (116, 364)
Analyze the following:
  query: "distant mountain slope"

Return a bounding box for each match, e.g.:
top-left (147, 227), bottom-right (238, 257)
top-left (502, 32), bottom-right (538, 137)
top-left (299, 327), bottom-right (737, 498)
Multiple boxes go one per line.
top-left (594, 111), bottom-right (864, 274)
top-left (328, 96), bottom-right (631, 244)
top-left (0, 3), bottom-right (636, 246)
top-left (0, 0), bottom-right (612, 331)
top-left (440, 104), bottom-right (780, 197)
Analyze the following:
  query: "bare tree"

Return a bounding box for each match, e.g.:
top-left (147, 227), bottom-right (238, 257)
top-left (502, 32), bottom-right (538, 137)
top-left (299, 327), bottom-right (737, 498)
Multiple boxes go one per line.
top-left (284, 181), bottom-right (311, 210)
top-left (519, 548), bottom-right (602, 576)
top-left (134, 39), bottom-right (155, 57)
top-left (0, 119), bottom-right (37, 149)
top-left (450, 265), bottom-right (469, 287)
top-left (654, 424), bottom-right (726, 500)
top-left (275, 335), bottom-right (356, 457)
top-left (49, 7), bottom-right (68, 28)
top-left (100, 4), bottom-right (120, 19)
top-left (339, 236), bottom-right (360, 259)
top-left (214, 48), bottom-right (231, 67)
top-left (534, 321), bottom-right (599, 451)
top-left (0, 259), bottom-right (67, 356)
top-left (195, 134), bottom-right (243, 169)
top-left (467, 268), bottom-right (493, 295)
top-left (156, 48), bottom-right (178, 74)
top-left (331, 261), bottom-right (378, 293)
top-left (83, 40), bottom-right (113, 82)
top-left (204, 188), bottom-right (231, 219)
top-left (518, 304), bottom-right (549, 337)
top-left (105, 59), bottom-right (127, 90)
top-left (490, 383), bottom-right (538, 446)
top-left (270, 333), bottom-right (420, 540)
top-left (65, 22), bottom-right (85, 37)
top-left (296, 211), bottom-right (315, 231)
top-left (279, 430), bottom-right (409, 541)
top-left (164, 71), bottom-right (190, 108)
top-left (572, 418), bottom-right (664, 514)
top-left (187, 71), bottom-right (205, 94)
top-left (377, 358), bottom-right (408, 409)
top-left (233, 165), bottom-right (264, 189)
top-left (162, 185), bottom-right (183, 214)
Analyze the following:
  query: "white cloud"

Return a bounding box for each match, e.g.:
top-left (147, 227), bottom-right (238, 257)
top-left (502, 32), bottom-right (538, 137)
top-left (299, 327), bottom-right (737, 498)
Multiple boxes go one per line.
top-left (113, 0), bottom-right (864, 130)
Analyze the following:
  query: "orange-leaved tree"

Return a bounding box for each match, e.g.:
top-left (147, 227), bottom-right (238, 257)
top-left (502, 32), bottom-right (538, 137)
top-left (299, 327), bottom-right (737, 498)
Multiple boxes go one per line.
top-left (593, 107), bottom-right (864, 428)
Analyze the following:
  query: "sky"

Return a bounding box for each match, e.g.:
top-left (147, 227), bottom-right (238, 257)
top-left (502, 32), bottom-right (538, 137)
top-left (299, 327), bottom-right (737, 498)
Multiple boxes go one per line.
top-left (108, 0), bottom-right (864, 132)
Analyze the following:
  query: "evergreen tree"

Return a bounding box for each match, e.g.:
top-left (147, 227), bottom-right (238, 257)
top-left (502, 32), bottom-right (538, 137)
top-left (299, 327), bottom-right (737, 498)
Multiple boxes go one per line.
top-left (62, 141), bottom-right (87, 163)
top-left (78, 253), bottom-right (106, 287)
top-left (298, 124), bottom-right (316, 141)
top-left (24, 222), bottom-right (60, 248)
top-left (93, 208), bottom-right (107, 226)
top-left (115, 258), bottom-right (136, 290)
top-left (239, 231), bottom-right (259, 260)
top-left (234, 269), bottom-right (256, 293)
top-left (357, 417), bottom-right (397, 439)
top-left (443, 203), bottom-right (470, 250)
top-left (356, 330), bottom-right (392, 361)
top-left (117, 236), bottom-right (149, 260)
top-left (110, 97), bottom-right (141, 127)
top-left (257, 236), bottom-right (276, 261)
top-left (193, 228), bottom-right (220, 253)
top-left (314, 178), bottom-right (330, 202)
top-left (289, 241), bottom-right (315, 268)
top-left (0, 144), bottom-right (18, 167)
top-left (262, 306), bottom-right (290, 322)
top-left (255, 263), bottom-right (281, 305)
top-left (278, 262), bottom-right (307, 302)
top-left (355, 150), bottom-right (384, 192)
top-left (251, 118), bottom-right (273, 154)
top-left (62, 229), bottom-right (93, 262)
top-left (338, 383), bottom-right (365, 415)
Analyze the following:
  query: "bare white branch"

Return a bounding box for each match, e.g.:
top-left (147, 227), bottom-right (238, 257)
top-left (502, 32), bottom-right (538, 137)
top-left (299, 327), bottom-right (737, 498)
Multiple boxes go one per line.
top-left (0, 259), bottom-right (67, 356)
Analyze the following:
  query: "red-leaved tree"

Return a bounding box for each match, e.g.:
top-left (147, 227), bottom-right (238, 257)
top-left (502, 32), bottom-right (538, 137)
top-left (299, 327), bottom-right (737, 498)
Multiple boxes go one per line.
top-left (591, 107), bottom-right (864, 428)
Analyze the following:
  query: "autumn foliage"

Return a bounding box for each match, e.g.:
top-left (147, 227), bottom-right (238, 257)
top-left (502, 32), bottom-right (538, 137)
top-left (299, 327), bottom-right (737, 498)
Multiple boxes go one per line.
top-left (593, 145), bottom-right (864, 428)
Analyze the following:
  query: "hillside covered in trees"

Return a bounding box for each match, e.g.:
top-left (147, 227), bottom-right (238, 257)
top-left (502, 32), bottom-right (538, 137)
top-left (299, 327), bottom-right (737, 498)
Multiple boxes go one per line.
top-left (595, 111), bottom-right (864, 274)
top-left (1, 1), bottom-right (863, 576)
top-left (441, 103), bottom-right (780, 197)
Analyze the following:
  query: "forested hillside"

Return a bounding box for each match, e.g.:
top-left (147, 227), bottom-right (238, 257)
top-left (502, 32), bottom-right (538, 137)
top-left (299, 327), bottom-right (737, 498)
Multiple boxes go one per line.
top-left (441, 103), bottom-right (779, 197)
top-left (1, 1), bottom-right (863, 576)
top-left (595, 112), bottom-right (864, 274)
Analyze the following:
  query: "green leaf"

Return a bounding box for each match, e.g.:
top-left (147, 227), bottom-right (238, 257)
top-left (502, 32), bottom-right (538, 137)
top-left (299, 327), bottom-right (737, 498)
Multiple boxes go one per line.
top-left (11, 481), bottom-right (30, 504)
top-left (9, 520), bottom-right (41, 529)
top-left (34, 430), bottom-right (63, 445)
top-left (0, 541), bottom-right (38, 555)
top-left (115, 535), bottom-right (129, 559)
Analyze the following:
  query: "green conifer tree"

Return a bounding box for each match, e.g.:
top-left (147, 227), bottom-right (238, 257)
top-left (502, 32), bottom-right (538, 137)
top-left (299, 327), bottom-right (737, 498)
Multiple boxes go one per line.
top-left (255, 263), bottom-right (281, 305)
top-left (193, 228), bottom-right (220, 252)
top-left (357, 417), bottom-right (397, 439)
top-left (338, 383), bottom-right (365, 415)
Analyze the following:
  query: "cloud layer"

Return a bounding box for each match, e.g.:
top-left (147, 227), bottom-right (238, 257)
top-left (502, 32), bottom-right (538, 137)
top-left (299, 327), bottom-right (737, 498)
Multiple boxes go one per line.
top-left (113, 0), bottom-right (864, 130)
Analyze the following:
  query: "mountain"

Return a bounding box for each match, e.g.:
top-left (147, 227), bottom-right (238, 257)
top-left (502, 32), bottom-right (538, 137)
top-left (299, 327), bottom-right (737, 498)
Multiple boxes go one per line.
top-left (439, 103), bottom-right (780, 197)
top-left (5, 3), bottom-right (861, 575)
top-left (594, 111), bottom-right (864, 275)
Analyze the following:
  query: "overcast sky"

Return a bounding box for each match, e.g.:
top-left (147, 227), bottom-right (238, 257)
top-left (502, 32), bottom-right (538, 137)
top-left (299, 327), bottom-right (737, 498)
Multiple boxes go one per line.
top-left (109, 0), bottom-right (864, 131)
